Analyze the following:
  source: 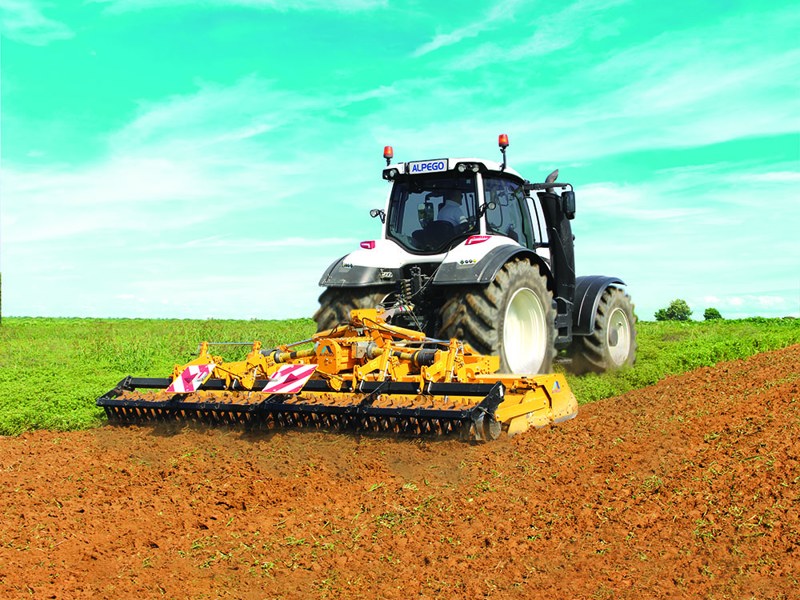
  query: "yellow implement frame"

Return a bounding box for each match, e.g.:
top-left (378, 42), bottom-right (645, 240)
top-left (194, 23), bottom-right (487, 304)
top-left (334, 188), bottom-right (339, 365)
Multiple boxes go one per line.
top-left (102, 309), bottom-right (577, 440)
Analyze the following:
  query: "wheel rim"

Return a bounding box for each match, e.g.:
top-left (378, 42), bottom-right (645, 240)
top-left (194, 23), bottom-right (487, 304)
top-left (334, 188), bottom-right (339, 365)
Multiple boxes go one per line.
top-left (607, 307), bottom-right (631, 366)
top-left (503, 288), bottom-right (547, 374)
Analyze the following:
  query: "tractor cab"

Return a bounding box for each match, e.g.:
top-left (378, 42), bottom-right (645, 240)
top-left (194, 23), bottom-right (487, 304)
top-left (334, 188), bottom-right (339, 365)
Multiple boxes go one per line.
top-left (380, 157), bottom-right (539, 255)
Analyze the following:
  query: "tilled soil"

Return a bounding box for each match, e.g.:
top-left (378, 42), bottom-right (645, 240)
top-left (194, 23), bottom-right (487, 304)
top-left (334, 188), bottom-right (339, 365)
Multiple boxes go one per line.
top-left (1, 345), bottom-right (798, 599)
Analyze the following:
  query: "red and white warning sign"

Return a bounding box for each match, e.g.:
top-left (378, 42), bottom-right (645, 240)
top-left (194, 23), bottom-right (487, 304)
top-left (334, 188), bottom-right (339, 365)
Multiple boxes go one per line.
top-left (166, 363), bottom-right (216, 393)
top-left (263, 364), bottom-right (317, 394)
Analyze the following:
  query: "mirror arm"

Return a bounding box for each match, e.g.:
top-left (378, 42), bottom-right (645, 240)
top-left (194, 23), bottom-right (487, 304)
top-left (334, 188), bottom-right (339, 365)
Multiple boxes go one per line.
top-left (370, 208), bottom-right (386, 224)
top-left (523, 182), bottom-right (573, 193)
top-left (476, 201), bottom-right (496, 219)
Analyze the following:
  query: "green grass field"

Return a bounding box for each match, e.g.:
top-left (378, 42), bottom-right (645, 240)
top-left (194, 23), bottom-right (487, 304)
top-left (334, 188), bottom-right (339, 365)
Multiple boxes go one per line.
top-left (1, 317), bottom-right (798, 436)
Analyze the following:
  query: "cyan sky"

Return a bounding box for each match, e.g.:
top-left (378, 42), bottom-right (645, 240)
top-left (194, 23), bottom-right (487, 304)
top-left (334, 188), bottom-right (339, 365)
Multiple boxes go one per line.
top-left (2, 0), bottom-right (798, 320)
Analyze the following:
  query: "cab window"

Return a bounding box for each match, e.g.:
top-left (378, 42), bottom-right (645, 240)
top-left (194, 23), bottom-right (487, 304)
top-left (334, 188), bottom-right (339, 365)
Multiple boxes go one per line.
top-left (483, 176), bottom-right (534, 248)
top-left (386, 175), bottom-right (479, 254)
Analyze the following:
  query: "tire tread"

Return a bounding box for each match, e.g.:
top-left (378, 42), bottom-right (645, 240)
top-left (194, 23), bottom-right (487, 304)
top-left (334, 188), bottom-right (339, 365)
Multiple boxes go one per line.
top-left (437, 259), bottom-right (556, 373)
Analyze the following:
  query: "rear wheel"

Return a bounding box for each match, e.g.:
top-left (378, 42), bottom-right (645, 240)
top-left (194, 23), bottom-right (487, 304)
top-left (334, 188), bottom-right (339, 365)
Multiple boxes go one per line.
top-left (314, 287), bottom-right (389, 332)
top-left (437, 259), bottom-right (556, 374)
top-left (570, 287), bottom-right (637, 374)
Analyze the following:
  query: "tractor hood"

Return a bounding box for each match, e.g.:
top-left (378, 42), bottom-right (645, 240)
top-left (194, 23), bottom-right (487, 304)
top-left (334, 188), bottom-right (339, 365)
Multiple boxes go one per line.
top-left (319, 239), bottom-right (443, 288)
top-left (319, 236), bottom-right (531, 289)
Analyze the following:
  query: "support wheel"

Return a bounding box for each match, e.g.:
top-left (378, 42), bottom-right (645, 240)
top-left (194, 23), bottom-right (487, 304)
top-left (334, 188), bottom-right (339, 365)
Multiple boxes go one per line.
top-left (437, 259), bottom-right (556, 374)
top-left (313, 287), bottom-right (389, 332)
top-left (570, 287), bottom-right (637, 374)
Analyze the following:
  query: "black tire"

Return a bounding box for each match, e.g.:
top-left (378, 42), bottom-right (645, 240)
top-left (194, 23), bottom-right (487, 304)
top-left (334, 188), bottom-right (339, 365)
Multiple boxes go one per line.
top-left (570, 287), bottom-right (637, 374)
top-left (313, 287), bottom-right (389, 332)
top-left (437, 259), bottom-right (556, 374)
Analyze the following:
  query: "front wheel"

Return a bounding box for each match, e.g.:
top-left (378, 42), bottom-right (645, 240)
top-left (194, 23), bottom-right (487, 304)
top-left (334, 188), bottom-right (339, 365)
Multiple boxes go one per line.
top-left (570, 287), bottom-right (637, 374)
top-left (313, 287), bottom-right (389, 332)
top-left (437, 259), bottom-right (556, 374)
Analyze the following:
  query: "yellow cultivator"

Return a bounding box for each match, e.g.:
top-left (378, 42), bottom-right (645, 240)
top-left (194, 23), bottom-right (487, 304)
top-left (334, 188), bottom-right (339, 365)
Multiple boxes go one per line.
top-left (97, 309), bottom-right (577, 441)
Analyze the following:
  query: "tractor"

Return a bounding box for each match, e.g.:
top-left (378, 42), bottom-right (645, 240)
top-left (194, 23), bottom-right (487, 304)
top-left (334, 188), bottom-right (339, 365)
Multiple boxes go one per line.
top-left (315, 135), bottom-right (637, 375)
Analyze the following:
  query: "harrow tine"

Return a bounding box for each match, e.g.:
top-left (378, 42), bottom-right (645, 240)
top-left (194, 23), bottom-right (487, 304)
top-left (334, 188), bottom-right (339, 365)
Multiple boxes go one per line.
top-left (98, 346), bottom-right (576, 439)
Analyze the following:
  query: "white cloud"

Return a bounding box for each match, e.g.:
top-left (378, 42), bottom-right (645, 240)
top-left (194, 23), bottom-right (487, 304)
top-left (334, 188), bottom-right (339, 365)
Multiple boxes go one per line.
top-left (114, 77), bottom-right (289, 150)
top-left (445, 0), bottom-right (630, 69)
top-left (92, 0), bottom-right (387, 14)
top-left (412, 0), bottom-right (525, 57)
top-left (428, 4), bottom-right (800, 161)
top-left (413, 22), bottom-right (487, 58)
top-left (2, 157), bottom-right (229, 244)
top-left (579, 183), bottom-right (704, 221)
top-left (0, 74), bottom-right (397, 318)
top-left (756, 296), bottom-right (788, 308)
top-left (736, 171), bottom-right (800, 183)
top-left (1, 74), bottom-right (396, 250)
top-left (361, 47), bottom-right (797, 169)
top-left (412, 0), bottom-right (629, 60)
top-left (570, 158), bottom-right (800, 322)
top-left (168, 236), bottom-right (358, 251)
top-left (706, 294), bottom-right (797, 315)
top-left (0, 0), bottom-right (72, 45)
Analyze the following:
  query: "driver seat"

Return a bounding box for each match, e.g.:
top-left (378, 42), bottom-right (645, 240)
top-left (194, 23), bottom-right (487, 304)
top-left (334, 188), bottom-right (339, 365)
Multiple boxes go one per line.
top-left (412, 220), bottom-right (456, 250)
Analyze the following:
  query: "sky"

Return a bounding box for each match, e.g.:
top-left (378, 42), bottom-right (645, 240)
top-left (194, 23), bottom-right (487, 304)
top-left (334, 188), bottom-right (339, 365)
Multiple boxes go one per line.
top-left (1, 0), bottom-right (798, 322)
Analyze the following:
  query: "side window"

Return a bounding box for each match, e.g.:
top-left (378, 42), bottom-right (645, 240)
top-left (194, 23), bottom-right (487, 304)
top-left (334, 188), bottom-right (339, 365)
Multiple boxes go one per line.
top-left (483, 177), bottom-right (534, 248)
top-left (527, 196), bottom-right (547, 245)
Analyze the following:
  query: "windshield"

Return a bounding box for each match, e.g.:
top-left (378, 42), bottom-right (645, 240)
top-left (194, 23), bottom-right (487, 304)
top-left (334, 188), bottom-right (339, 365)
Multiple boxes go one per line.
top-left (386, 175), bottom-right (479, 254)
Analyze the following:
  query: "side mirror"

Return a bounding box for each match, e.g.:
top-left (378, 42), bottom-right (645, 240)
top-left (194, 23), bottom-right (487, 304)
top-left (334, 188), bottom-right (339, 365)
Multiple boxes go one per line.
top-left (370, 208), bottom-right (386, 224)
top-left (477, 201), bottom-right (497, 218)
top-left (561, 191), bottom-right (576, 220)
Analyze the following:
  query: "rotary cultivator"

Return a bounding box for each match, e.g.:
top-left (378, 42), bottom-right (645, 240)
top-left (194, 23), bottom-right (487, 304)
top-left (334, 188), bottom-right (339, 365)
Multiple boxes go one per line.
top-left (97, 309), bottom-right (577, 441)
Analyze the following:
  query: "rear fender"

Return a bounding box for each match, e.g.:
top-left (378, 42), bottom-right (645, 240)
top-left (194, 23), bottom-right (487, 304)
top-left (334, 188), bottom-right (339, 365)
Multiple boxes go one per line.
top-left (573, 276), bottom-right (626, 335)
top-left (433, 241), bottom-right (551, 286)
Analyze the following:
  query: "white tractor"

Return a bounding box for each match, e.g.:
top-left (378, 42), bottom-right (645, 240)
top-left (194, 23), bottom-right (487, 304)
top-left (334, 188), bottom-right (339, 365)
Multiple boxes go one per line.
top-left (315, 135), bottom-right (637, 375)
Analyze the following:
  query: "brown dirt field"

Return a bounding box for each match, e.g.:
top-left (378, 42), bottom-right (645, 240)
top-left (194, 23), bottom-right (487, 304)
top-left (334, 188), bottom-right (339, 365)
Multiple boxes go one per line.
top-left (1, 345), bottom-right (798, 600)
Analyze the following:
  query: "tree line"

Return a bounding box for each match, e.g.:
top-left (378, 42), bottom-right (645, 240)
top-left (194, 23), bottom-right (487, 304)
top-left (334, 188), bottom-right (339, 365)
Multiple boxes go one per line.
top-left (655, 298), bottom-right (722, 322)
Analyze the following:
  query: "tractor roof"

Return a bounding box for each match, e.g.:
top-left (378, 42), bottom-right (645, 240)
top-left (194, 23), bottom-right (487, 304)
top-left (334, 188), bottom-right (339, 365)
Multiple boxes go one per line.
top-left (385, 157), bottom-right (525, 181)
